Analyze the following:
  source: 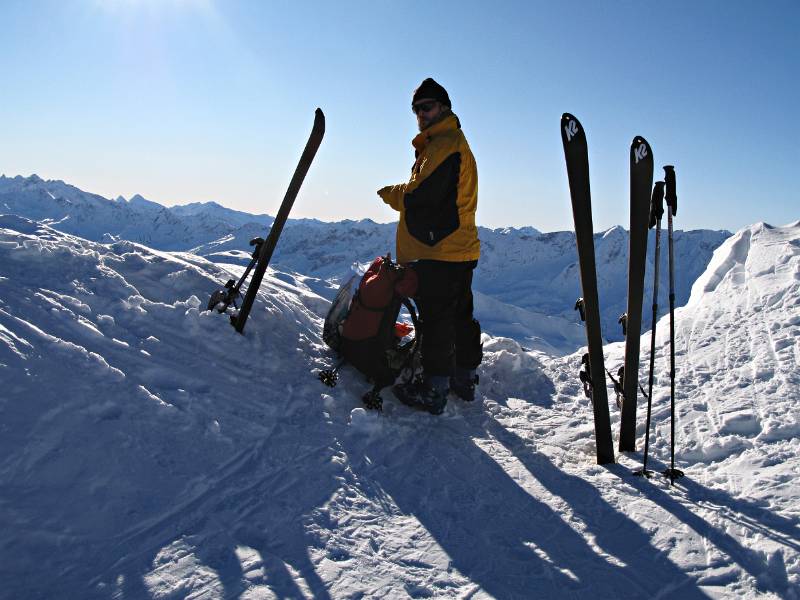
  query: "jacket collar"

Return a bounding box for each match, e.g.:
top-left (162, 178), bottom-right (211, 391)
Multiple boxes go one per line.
top-left (412, 113), bottom-right (460, 151)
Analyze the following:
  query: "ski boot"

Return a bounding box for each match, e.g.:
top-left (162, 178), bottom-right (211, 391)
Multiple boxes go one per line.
top-left (393, 375), bottom-right (448, 415)
top-left (449, 367), bottom-right (478, 402)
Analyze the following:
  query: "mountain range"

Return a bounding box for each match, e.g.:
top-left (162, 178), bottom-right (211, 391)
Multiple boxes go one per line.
top-left (0, 173), bottom-right (731, 345)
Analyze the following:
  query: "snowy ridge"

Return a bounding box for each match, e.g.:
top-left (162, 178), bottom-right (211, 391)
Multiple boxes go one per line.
top-left (1, 216), bottom-right (798, 598)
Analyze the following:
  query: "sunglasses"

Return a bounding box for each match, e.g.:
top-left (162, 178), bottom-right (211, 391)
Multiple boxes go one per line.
top-left (412, 101), bottom-right (438, 115)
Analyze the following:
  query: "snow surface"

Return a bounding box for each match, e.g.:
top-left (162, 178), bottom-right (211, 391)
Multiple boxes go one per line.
top-left (1, 213), bottom-right (798, 599)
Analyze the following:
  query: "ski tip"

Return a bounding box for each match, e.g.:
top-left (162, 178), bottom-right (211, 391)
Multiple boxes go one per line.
top-left (313, 108), bottom-right (326, 135)
top-left (561, 112), bottom-right (580, 126)
top-left (561, 113), bottom-right (584, 144)
top-left (630, 136), bottom-right (653, 165)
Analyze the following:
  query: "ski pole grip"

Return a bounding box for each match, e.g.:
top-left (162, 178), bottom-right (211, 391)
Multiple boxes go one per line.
top-left (574, 298), bottom-right (586, 322)
top-left (618, 313), bottom-right (628, 336)
top-left (649, 181), bottom-right (665, 228)
top-left (664, 165), bottom-right (677, 216)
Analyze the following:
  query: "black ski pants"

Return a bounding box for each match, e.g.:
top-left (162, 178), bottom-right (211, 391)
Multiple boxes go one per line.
top-left (412, 259), bottom-right (482, 377)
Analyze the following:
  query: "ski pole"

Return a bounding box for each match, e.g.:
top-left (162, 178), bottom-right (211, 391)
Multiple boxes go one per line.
top-left (662, 165), bottom-right (684, 484)
top-left (634, 181), bottom-right (664, 477)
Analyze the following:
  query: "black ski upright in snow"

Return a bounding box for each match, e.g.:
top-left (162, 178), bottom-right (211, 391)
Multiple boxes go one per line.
top-left (561, 113), bottom-right (615, 465)
top-left (232, 108), bottom-right (326, 334)
top-left (618, 136), bottom-right (654, 451)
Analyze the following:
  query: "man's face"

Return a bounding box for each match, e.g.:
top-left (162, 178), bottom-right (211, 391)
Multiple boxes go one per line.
top-left (413, 98), bottom-right (444, 131)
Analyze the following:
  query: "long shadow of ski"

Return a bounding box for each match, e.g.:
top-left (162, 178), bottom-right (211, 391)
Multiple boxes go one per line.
top-left (679, 477), bottom-right (800, 552)
top-left (630, 454), bottom-right (800, 553)
top-left (90, 423), bottom-right (338, 600)
top-left (347, 411), bottom-right (709, 599)
top-left (608, 465), bottom-right (795, 596)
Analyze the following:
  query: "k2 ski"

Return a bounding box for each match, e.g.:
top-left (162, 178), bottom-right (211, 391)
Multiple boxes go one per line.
top-left (618, 136), bottom-right (654, 451)
top-left (561, 113), bottom-right (615, 465)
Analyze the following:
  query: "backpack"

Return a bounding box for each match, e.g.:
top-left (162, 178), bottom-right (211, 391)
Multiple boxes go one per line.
top-left (319, 254), bottom-right (420, 409)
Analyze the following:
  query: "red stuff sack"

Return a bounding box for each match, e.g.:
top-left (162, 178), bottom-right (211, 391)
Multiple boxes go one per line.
top-left (327, 254), bottom-right (418, 390)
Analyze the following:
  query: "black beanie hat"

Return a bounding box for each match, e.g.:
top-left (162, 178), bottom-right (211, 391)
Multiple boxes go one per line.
top-left (412, 78), bottom-right (451, 109)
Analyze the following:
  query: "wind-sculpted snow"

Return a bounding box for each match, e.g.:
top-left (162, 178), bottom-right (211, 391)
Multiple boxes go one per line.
top-left (679, 222), bottom-right (800, 450)
top-left (0, 216), bottom-right (329, 597)
top-left (1, 174), bottom-right (729, 346)
top-left (1, 215), bottom-right (797, 598)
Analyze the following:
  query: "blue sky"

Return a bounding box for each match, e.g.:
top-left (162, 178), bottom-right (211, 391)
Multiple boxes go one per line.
top-left (1, 0), bottom-right (797, 232)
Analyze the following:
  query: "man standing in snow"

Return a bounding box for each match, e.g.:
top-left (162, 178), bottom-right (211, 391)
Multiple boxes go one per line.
top-left (378, 77), bottom-right (482, 414)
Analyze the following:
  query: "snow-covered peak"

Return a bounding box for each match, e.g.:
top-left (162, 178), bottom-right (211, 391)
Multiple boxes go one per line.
top-left (601, 224), bottom-right (627, 239)
top-left (170, 200), bottom-right (273, 228)
top-left (122, 193), bottom-right (166, 214)
top-left (489, 225), bottom-right (542, 237)
top-left (128, 193), bottom-right (154, 204)
top-left (0, 173), bottom-right (44, 184)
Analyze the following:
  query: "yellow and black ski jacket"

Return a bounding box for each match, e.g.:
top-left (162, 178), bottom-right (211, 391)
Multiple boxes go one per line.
top-left (378, 114), bottom-right (480, 264)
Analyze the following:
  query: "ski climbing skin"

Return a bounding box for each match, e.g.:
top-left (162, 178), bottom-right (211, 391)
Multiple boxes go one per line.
top-left (234, 108), bottom-right (325, 334)
top-left (619, 136), bottom-right (654, 452)
top-left (560, 113), bottom-right (615, 465)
